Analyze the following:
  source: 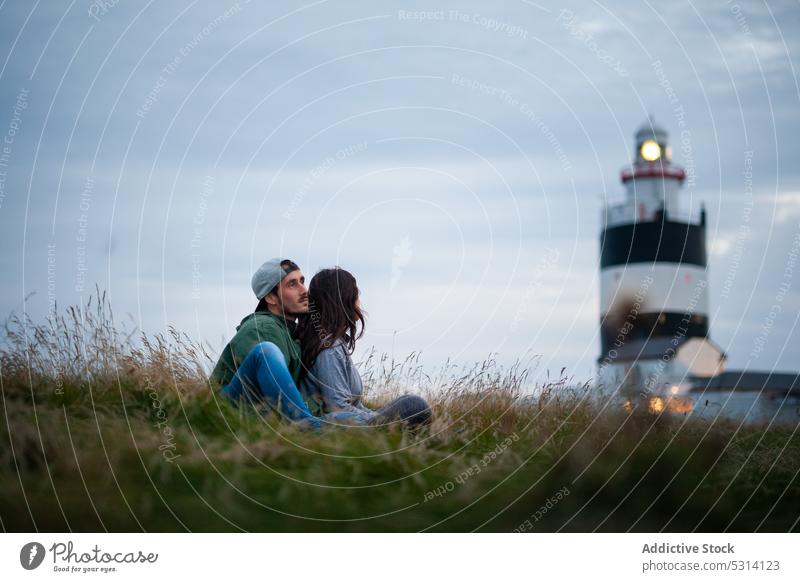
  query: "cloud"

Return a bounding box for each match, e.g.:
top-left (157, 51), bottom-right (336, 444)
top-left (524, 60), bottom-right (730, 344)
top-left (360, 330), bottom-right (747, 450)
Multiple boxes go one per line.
top-left (774, 192), bottom-right (800, 223)
top-left (1, 0), bottom-right (799, 384)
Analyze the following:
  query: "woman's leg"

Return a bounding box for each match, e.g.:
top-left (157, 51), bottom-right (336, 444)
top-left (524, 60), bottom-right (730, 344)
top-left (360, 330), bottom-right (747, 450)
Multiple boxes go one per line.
top-left (322, 410), bottom-right (374, 426)
top-left (370, 395), bottom-right (432, 428)
top-left (222, 342), bottom-right (321, 428)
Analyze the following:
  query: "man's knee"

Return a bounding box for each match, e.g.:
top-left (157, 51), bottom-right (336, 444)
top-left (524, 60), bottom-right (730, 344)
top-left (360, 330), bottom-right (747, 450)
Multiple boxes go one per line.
top-left (252, 341), bottom-right (286, 364)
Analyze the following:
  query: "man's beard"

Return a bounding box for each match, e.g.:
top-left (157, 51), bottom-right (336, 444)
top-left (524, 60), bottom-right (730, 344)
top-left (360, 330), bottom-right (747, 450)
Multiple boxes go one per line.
top-left (282, 304), bottom-right (308, 318)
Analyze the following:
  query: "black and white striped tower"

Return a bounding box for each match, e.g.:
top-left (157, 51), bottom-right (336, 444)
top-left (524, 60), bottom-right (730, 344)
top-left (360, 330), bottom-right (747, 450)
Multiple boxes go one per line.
top-left (599, 121), bottom-right (715, 389)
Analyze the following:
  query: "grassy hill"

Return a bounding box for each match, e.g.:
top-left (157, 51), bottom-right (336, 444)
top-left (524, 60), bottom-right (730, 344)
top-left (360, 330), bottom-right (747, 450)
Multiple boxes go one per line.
top-left (1, 295), bottom-right (797, 532)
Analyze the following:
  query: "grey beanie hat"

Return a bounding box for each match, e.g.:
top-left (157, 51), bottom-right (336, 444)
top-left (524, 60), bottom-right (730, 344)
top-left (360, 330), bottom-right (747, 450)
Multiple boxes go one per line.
top-left (251, 258), bottom-right (297, 299)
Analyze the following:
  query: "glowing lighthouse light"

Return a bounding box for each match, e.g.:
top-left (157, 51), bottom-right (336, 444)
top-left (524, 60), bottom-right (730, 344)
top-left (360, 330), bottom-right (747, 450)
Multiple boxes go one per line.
top-left (640, 139), bottom-right (661, 161)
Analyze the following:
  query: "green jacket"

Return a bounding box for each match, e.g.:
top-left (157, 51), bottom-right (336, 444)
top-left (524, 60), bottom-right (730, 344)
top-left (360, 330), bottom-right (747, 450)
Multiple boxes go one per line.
top-left (210, 310), bottom-right (303, 388)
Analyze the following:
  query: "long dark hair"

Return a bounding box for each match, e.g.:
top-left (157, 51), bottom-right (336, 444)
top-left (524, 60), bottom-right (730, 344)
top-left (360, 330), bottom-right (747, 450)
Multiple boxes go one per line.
top-left (297, 267), bottom-right (365, 372)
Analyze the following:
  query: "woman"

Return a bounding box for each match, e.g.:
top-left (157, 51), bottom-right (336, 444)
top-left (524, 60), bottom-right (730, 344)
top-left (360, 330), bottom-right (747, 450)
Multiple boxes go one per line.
top-left (297, 268), bottom-right (432, 429)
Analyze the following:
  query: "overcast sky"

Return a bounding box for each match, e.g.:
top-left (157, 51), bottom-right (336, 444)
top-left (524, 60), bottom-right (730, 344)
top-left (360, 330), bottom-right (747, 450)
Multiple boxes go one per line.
top-left (1, 0), bottom-right (798, 385)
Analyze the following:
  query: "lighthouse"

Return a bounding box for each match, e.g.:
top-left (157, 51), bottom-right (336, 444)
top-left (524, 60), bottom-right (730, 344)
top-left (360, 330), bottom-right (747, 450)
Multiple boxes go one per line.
top-left (598, 120), bottom-right (725, 397)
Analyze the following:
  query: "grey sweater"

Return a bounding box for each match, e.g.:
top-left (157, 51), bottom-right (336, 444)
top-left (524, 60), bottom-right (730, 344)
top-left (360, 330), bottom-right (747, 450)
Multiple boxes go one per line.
top-left (300, 339), bottom-right (374, 418)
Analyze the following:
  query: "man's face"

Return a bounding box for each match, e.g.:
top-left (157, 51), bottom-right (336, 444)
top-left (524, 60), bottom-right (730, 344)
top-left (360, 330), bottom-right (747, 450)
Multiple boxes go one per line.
top-left (268, 269), bottom-right (308, 317)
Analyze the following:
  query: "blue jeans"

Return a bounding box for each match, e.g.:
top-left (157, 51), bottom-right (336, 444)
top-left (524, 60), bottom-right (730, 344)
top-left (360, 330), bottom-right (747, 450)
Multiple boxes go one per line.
top-left (371, 395), bottom-right (432, 428)
top-left (222, 342), bottom-right (323, 429)
top-left (221, 343), bottom-right (368, 430)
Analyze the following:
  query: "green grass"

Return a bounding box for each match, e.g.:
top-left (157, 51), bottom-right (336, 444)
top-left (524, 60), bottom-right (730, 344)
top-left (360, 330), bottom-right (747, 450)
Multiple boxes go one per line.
top-left (1, 294), bottom-right (798, 532)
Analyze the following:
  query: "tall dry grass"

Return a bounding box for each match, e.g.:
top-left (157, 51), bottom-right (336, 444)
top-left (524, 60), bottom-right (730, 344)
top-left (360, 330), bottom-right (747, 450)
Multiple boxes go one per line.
top-left (1, 294), bottom-right (798, 532)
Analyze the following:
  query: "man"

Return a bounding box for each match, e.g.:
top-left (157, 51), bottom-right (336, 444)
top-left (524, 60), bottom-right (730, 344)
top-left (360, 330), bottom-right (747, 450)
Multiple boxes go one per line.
top-left (210, 258), bottom-right (321, 428)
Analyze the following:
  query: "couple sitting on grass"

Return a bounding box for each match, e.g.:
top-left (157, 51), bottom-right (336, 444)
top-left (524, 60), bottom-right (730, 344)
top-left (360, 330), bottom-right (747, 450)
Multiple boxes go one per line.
top-left (210, 258), bottom-right (432, 430)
